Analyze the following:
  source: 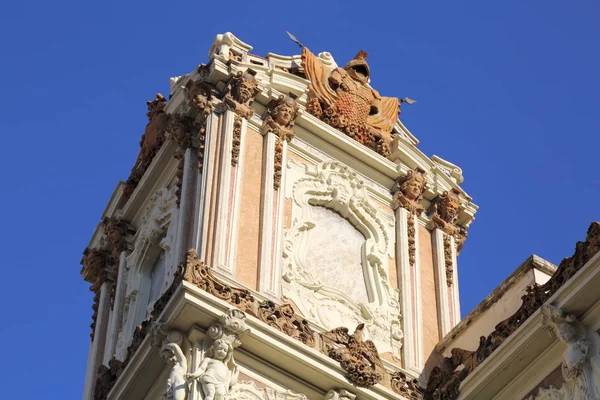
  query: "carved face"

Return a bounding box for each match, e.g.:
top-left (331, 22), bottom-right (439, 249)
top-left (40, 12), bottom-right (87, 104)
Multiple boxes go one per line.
top-left (212, 340), bottom-right (229, 360)
top-left (161, 348), bottom-right (176, 363)
top-left (234, 79), bottom-right (255, 105)
top-left (273, 104), bottom-right (294, 126)
top-left (438, 192), bottom-right (461, 223)
top-left (402, 176), bottom-right (425, 201)
top-left (557, 323), bottom-right (576, 343)
top-left (190, 88), bottom-right (209, 110)
top-left (83, 250), bottom-right (104, 274)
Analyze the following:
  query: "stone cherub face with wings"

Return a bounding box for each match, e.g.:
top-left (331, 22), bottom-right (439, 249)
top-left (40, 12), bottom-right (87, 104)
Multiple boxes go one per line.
top-left (302, 47), bottom-right (400, 156)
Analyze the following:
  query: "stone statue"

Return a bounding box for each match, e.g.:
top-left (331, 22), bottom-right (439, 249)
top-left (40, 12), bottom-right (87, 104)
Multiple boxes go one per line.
top-left (186, 338), bottom-right (238, 400)
top-left (542, 304), bottom-right (600, 400)
top-left (302, 47), bottom-right (400, 156)
top-left (161, 342), bottom-right (188, 400)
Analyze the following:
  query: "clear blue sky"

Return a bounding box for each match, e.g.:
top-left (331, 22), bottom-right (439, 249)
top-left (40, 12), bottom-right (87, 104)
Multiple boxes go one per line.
top-left (1, 1), bottom-right (598, 398)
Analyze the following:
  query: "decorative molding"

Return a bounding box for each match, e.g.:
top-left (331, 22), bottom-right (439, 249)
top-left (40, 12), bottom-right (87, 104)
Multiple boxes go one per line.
top-left (424, 222), bottom-right (600, 400)
top-left (81, 248), bottom-right (113, 339)
top-left (256, 301), bottom-right (316, 347)
top-left (226, 381), bottom-right (308, 400)
top-left (100, 217), bottom-right (133, 307)
top-left (282, 160), bottom-right (401, 357)
top-left (123, 94), bottom-right (171, 200)
top-left (322, 324), bottom-right (384, 387)
top-left (390, 371), bottom-right (424, 399)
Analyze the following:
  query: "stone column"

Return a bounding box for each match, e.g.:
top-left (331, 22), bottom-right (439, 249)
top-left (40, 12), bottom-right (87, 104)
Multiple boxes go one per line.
top-left (258, 94), bottom-right (299, 299)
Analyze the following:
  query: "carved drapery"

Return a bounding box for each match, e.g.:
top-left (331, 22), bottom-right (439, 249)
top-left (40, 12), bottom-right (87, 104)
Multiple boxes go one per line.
top-left (124, 94), bottom-right (171, 200)
top-left (283, 160), bottom-right (401, 358)
top-left (322, 324), bottom-right (384, 387)
top-left (424, 222), bottom-right (600, 400)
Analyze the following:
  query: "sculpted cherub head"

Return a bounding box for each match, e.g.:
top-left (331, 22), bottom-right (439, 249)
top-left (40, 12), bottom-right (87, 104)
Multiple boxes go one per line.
top-left (396, 168), bottom-right (427, 202)
top-left (344, 50), bottom-right (370, 85)
top-left (265, 94), bottom-right (299, 139)
top-left (208, 338), bottom-right (232, 361)
top-left (185, 81), bottom-right (213, 111)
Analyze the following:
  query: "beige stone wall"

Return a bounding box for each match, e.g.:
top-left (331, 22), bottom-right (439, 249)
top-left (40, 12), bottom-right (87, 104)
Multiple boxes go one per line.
top-left (235, 127), bottom-right (263, 290)
top-left (419, 224), bottom-right (440, 358)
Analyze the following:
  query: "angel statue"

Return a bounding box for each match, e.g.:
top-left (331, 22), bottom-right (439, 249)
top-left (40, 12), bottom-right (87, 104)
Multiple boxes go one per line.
top-left (302, 47), bottom-right (401, 157)
top-left (542, 304), bottom-right (600, 400)
top-left (161, 343), bottom-right (188, 400)
top-left (186, 339), bottom-right (239, 400)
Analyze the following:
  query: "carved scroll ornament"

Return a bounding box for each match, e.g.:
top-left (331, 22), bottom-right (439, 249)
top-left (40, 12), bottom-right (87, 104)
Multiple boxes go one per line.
top-left (424, 222), bottom-right (600, 400)
top-left (303, 47), bottom-right (400, 157)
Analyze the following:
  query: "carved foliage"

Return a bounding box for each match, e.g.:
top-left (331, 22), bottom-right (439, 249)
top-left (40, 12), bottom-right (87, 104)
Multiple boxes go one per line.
top-left (443, 234), bottom-right (454, 286)
top-left (391, 371), bottom-right (424, 400)
top-left (124, 94), bottom-right (170, 200)
top-left (257, 301), bottom-right (316, 347)
top-left (424, 222), bottom-right (600, 400)
top-left (232, 115), bottom-right (243, 166)
top-left (81, 247), bottom-right (113, 339)
top-left (322, 324), bottom-right (384, 387)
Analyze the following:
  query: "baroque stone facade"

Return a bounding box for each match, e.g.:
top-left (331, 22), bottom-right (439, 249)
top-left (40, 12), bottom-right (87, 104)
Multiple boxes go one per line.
top-left (78, 32), bottom-right (598, 400)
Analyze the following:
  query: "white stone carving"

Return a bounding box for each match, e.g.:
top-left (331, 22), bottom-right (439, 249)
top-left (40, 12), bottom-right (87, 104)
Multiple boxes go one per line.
top-left (188, 310), bottom-right (250, 400)
top-left (324, 389), bottom-right (356, 400)
top-left (161, 342), bottom-right (188, 400)
top-left (283, 160), bottom-right (402, 357)
top-left (116, 186), bottom-right (179, 360)
top-left (526, 386), bottom-right (567, 400)
top-left (226, 381), bottom-right (308, 400)
top-left (538, 304), bottom-right (600, 400)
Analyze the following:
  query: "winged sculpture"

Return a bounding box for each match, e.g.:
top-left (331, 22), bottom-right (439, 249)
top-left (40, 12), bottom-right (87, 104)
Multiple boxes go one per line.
top-left (302, 47), bottom-right (400, 157)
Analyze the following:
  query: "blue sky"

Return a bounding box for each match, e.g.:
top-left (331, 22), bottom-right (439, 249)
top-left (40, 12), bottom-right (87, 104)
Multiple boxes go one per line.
top-left (1, 1), bottom-right (599, 398)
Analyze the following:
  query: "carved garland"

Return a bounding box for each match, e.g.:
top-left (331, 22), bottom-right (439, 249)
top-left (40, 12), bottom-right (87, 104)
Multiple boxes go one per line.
top-left (231, 115), bottom-right (243, 166)
top-left (424, 222), bottom-right (600, 400)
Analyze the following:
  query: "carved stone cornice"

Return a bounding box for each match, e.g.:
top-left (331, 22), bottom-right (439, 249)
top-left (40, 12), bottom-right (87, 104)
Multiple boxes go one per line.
top-left (123, 94), bottom-right (171, 200)
top-left (424, 222), bottom-right (600, 400)
top-left (391, 371), bottom-right (424, 399)
top-left (322, 324), bottom-right (384, 387)
top-left (223, 69), bottom-right (259, 120)
top-left (392, 167), bottom-right (427, 215)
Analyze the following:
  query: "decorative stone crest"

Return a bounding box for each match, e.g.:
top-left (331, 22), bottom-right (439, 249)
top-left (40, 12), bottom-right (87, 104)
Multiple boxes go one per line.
top-left (263, 93), bottom-right (300, 189)
top-left (322, 324), bottom-right (384, 387)
top-left (302, 47), bottom-right (401, 157)
top-left (424, 222), bottom-right (600, 400)
top-left (257, 301), bottom-right (316, 347)
top-left (224, 69), bottom-right (259, 119)
top-left (392, 168), bottom-right (427, 215)
top-left (391, 371), bottom-right (424, 399)
top-left (186, 309), bottom-right (250, 400)
top-left (124, 94), bottom-right (171, 200)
